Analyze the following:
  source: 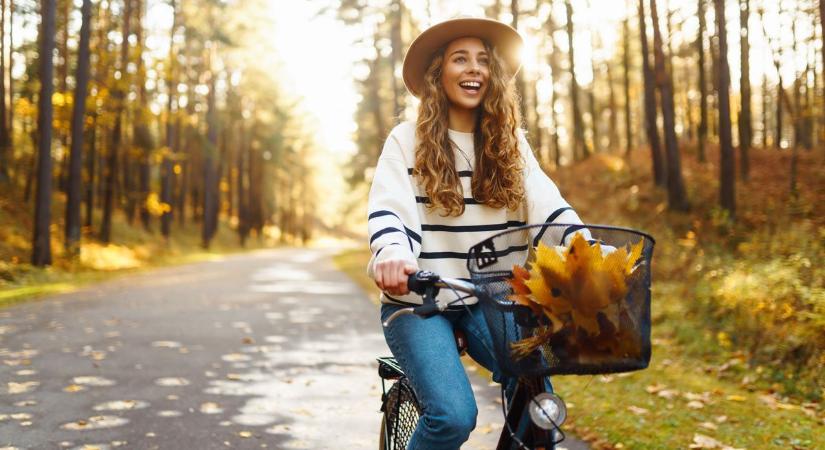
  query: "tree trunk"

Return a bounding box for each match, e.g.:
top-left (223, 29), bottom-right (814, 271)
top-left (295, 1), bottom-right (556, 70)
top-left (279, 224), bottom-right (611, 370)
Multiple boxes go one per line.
top-left (774, 80), bottom-right (784, 148)
top-left (565, 0), bottom-right (589, 159)
top-left (202, 49), bottom-right (219, 248)
top-left (607, 63), bottom-right (618, 151)
top-left (130, 0), bottom-right (151, 231)
top-left (623, 15), bottom-right (633, 156)
top-left (650, 0), bottom-right (689, 211)
top-left (32, 0), bottom-right (56, 266)
top-left (101, 0), bottom-right (132, 243)
top-left (0, 0), bottom-right (9, 182)
top-left (545, 11), bottom-right (562, 167)
top-left (714, 0), bottom-right (736, 217)
top-left (56, 0), bottom-right (70, 193)
top-left (761, 73), bottom-right (769, 148)
top-left (64, 0), bottom-right (92, 256)
top-left (161, 0), bottom-right (177, 238)
top-left (84, 114), bottom-right (96, 228)
top-left (697, 0), bottom-right (708, 162)
top-left (6, 0), bottom-right (10, 138)
top-left (236, 121), bottom-right (249, 246)
top-left (820, 1), bottom-right (825, 143)
top-left (738, 0), bottom-right (751, 179)
top-left (638, 0), bottom-right (665, 185)
top-left (511, 0), bottom-right (528, 131)
top-left (389, 0), bottom-right (403, 120)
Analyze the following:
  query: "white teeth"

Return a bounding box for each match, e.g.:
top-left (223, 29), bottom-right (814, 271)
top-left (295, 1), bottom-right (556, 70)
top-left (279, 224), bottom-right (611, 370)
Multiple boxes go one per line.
top-left (460, 81), bottom-right (481, 89)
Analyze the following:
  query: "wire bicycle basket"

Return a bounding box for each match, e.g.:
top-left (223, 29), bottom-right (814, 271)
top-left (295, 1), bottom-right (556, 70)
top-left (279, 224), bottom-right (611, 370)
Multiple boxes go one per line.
top-left (467, 223), bottom-right (655, 377)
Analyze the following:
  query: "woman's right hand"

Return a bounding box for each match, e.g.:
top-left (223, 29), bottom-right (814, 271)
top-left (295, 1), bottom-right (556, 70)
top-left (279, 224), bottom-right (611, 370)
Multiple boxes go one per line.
top-left (373, 259), bottom-right (419, 296)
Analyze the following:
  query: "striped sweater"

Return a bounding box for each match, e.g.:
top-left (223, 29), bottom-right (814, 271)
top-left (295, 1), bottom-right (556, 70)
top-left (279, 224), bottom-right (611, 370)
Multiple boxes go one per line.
top-left (367, 121), bottom-right (584, 306)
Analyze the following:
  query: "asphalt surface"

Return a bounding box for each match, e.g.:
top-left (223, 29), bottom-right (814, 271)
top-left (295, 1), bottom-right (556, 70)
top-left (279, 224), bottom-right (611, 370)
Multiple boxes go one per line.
top-left (0, 248), bottom-right (588, 450)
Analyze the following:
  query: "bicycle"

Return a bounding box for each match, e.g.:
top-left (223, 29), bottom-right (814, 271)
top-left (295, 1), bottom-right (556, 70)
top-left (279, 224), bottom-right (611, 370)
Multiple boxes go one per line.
top-left (376, 223), bottom-right (655, 450)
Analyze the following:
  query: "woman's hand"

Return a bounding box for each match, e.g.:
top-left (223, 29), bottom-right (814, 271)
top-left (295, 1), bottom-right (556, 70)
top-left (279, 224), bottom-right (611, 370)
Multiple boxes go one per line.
top-left (373, 259), bottom-right (419, 296)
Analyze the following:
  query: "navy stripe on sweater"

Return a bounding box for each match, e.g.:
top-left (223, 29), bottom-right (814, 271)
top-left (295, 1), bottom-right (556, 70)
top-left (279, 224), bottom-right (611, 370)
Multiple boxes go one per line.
top-left (560, 224), bottom-right (587, 245)
top-left (368, 210), bottom-right (422, 244)
top-left (532, 207), bottom-right (574, 247)
top-left (422, 221), bottom-right (526, 233)
top-left (419, 244), bottom-right (529, 260)
top-left (407, 168), bottom-right (473, 177)
top-left (416, 196), bottom-right (482, 205)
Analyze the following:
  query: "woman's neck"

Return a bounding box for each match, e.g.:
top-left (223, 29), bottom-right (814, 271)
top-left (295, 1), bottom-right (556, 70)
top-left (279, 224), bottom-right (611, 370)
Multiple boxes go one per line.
top-left (447, 107), bottom-right (478, 133)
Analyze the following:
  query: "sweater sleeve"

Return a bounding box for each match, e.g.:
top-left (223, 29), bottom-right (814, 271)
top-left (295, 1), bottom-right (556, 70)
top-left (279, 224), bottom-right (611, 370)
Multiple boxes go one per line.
top-left (521, 132), bottom-right (591, 247)
top-left (366, 132), bottom-right (422, 279)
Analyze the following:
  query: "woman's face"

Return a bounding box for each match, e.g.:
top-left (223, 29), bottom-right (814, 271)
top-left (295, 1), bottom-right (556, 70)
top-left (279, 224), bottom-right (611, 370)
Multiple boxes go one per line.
top-left (440, 37), bottom-right (490, 111)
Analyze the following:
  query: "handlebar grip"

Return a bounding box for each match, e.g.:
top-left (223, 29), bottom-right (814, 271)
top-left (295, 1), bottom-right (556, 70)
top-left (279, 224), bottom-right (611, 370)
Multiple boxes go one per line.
top-left (407, 270), bottom-right (436, 295)
top-left (412, 302), bottom-right (440, 318)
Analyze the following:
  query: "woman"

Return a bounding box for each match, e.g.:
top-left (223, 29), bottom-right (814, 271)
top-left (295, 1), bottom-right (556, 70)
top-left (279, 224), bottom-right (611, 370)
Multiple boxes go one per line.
top-left (367, 17), bottom-right (584, 449)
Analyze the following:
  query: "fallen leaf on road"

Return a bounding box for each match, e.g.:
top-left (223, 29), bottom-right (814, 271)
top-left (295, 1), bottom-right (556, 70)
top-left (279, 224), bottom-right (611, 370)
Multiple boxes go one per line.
top-left (200, 402), bottom-right (223, 414)
top-left (239, 431), bottom-right (253, 438)
top-left (7, 381), bottom-right (39, 394)
top-left (64, 384), bottom-right (86, 393)
top-left (154, 377), bottom-right (190, 387)
top-left (10, 413), bottom-right (32, 420)
top-left (476, 424), bottom-right (493, 434)
top-left (61, 415), bottom-right (129, 430)
top-left (73, 376), bottom-right (116, 387)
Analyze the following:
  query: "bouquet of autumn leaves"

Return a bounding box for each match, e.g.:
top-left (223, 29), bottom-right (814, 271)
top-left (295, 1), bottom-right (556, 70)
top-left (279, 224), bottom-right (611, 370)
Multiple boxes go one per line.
top-left (507, 232), bottom-right (645, 364)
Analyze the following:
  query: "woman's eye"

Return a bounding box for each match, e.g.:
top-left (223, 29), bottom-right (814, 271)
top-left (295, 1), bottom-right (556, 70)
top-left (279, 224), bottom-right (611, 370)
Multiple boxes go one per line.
top-left (454, 56), bottom-right (466, 63)
top-left (479, 58), bottom-right (489, 66)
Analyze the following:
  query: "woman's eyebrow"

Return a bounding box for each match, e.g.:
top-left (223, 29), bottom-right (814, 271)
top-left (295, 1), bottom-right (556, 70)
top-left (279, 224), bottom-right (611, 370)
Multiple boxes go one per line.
top-left (448, 49), bottom-right (488, 57)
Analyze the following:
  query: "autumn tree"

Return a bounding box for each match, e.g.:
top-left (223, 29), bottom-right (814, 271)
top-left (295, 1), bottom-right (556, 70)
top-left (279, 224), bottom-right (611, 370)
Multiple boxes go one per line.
top-left (32, 0), bottom-right (57, 266)
top-left (566, 0), bottom-right (590, 159)
top-left (715, 0), bottom-right (736, 217)
top-left (739, 0), bottom-right (751, 179)
top-left (650, 0), bottom-right (689, 211)
top-left (638, 0), bottom-right (665, 186)
top-left (697, 0), bottom-right (709, 161)
top-left (64, 0), bottom-right (93, 255)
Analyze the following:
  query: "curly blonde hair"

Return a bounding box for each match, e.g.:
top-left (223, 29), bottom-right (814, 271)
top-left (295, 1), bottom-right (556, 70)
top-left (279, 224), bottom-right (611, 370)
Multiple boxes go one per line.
top-left (414, 40), bottom-right (524, 217)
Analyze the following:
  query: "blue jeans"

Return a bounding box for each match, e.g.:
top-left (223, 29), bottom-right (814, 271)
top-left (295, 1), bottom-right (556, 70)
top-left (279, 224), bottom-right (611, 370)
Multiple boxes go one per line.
top-left (381, 303), bottom-right (548, 450)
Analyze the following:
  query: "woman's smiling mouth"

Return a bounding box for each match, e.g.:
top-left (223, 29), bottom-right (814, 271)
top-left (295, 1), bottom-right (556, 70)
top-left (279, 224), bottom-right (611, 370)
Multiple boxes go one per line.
top-left (459, 80), bottom-right (482, 94)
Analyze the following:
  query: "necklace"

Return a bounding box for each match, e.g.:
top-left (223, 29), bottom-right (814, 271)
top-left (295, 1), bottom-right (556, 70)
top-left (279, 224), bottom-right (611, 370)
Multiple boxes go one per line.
top-left (449, 138), bottom-right (473, 171)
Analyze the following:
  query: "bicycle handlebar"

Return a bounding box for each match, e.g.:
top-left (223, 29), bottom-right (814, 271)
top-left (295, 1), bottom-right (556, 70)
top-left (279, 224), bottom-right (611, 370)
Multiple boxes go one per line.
top-left (381, 271), bottom-right (476, 327)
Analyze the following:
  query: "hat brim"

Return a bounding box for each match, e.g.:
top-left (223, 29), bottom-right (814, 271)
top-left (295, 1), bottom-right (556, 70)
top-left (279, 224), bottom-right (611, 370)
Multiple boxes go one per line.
top-left (402, 18), bottom-right (523, 98)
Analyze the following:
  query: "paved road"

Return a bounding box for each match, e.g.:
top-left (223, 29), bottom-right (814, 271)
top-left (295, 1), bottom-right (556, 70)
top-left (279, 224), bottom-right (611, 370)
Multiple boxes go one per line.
top-left (0, 248), bottom-right (588, 450)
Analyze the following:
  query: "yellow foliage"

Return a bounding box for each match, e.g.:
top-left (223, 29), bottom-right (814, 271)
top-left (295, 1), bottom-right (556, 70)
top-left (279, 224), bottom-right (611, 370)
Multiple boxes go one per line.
top-left (145, 193), bottom-right (171, 217)
top-left (507, 232), bottom-right (645, 359)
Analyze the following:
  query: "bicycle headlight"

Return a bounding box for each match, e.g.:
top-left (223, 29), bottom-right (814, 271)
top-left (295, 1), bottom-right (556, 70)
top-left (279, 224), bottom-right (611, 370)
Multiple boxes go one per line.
top-left (528, 392), bottom-right (567, 430)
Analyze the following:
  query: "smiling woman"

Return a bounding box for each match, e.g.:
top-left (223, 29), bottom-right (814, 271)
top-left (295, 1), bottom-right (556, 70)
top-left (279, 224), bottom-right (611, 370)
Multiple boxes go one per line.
top-left (365, 16), bottom-right (588, 449)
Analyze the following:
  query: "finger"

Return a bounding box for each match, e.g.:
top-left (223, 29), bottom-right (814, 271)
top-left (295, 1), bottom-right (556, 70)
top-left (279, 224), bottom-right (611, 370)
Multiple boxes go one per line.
top-left (375, 265), bottom-right (386, 291)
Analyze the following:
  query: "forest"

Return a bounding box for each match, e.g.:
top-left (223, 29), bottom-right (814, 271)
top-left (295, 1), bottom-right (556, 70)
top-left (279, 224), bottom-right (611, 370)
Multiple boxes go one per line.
top-left (0, 0), bottom-right (822, 447)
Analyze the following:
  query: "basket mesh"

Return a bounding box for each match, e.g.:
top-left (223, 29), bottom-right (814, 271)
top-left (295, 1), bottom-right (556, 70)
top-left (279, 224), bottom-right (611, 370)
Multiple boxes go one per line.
top-left (467, 224), bottom-right (655, 377)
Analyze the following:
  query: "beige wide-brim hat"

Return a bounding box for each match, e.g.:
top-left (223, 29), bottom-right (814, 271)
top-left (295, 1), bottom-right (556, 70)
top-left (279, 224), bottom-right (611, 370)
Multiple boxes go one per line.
top-left (402, 17), bottom-right (524, 98)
